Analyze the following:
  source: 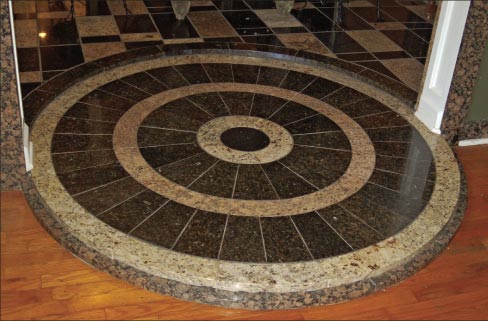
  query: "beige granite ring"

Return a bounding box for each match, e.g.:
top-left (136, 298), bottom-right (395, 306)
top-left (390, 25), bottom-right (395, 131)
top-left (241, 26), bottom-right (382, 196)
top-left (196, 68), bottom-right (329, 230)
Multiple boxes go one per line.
top-left (196, 115), bottom-right (294, 164)
top-left (113, 83), bottom-right (375, 217)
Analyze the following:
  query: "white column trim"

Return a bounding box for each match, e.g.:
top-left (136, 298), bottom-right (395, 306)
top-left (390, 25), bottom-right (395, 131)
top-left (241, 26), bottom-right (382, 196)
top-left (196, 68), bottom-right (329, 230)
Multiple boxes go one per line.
top-left (415, 0), bottom-right (471, 134)
top-left (8, 0), bottom-right (33, 171)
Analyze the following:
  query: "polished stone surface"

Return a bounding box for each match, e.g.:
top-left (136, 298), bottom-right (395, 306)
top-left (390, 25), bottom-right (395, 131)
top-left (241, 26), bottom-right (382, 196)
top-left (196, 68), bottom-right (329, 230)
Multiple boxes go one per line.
top-left (23, 43), bottom-right (463, 310)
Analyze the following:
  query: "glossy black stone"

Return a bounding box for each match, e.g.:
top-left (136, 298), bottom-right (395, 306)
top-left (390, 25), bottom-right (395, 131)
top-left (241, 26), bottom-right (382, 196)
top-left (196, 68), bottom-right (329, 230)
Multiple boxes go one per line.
top-left (292, 131), bottom-right (351, 150)
top-left (62, 103), bottom-right (124, 123)
top-left (137, 127), bottom-right (196, 147)
top-left (51, 134), bottom-right (113, 153)
top-left (174, 64), bottom-right (211, 84)
top-left (354, 111), bottom-right (409, 128)
top-left (236, 27), bottom-right (273, 36)
top-left (120, 72), bottom-right (168, 94)
top-left (213, 0), bottom-right (250, 10)
top-left (221, 127), bottom-right (270, 152)
top-left (318, 7), bottom-right (373, 30)
top-left (38, 18), bottom-right (79, 45)
top-left (173, 211), bottom-right (227, 259)
top-left (186, 92), bottom-right (230, 117)
top-left (381, 6), bottom-right (427, 23)
top-left (233, 164), bottom-right (279, 200)
top-left (190, 161), bottom-right (238, 197)
top-left (321, 86), bottom-right (370, 107)
top-left (74, 177), bottom-right (146, 215)
top-left (54, 117), bottom-right (116, 135)
top-left (257, 66), bottom-right (288, 87)
top-left (152, 14), bottom-right (199, 38)
top-left (357, 61), bottom-right (400, 80)
top-left (158, 152), bottom-right (217, 186)
top-left (349, 6), bottom-right (396, 23)
top-left (250, 94), bottom-right (289, 119)
top-left (147, 66), bottom-right (189, 89)
top-left (336, 52), bottom-right (376, 62)
top-left (272, 26), bottom-right (308, 34)
top-left (40, 45), bottom-right (84, 70)
top-left (318, 205), bottom-right (384, 249)
top-left (17, 48), bottom-right (40, 72)
top-left (81, 35), bottom-right (122, 43)
top-left (125, 40), bottom-right (164, 50)
top-left (261, 161), bottom-right (317, 198)
top-left (292, 212), bottom-right (351, 259)
top-left (115, 14), bottom-right (158, 34)
top-left (99, 79), bottom-right (150, 101)
top-left (232, 64), bottom-right (260, 84)
top-left (280, 145), bottom-right (350, 188)
top-left (219, 216), bottom-right (266, 262)
top-left (202, 63), bottom-right (234, 82)
top-left (99, 189), bottom-right (168, 233)
top-left (140, 143), bottom-right (203, 170)
top-left (132, 201), bottom-right (196, 248)
top-left (291, 8), bottom-right (337, 32)
top-left (57, 164), bottom-right (128, 195)
top-left (338, 98), bottom-right (390, 118)
top-left (269, 101), bottom-right (318, 126)
top-left (314, 31), bottom-right (367, 53)
top-left (242, 35), bottom-right (284, 46)
top-left (381, 29), bottom-right (430, 57)
top-left (261, 217), bottom-right (312, 262)
top-left (279, 71), bottom-right (317, 92)
top-left (52, 149), bottom-right (118, 174)
top-left (285, 114), bottom-right (341, 134)
top-left (301, 77), bottom-right (343, 99)
top-left (219, 91), bottom-right (254, 115)
top-left (79, 90), bottom-right (136, 111)
top-left (222, 10), bottom-right (267, 29)
top-left (142, 98), bottom-right (212, 131)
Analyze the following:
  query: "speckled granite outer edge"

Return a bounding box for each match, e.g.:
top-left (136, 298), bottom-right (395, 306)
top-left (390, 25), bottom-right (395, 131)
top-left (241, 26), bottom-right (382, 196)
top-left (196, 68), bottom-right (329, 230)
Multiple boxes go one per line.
top-left (0, 1), bottom-right (25, 191)
top-left (21, 44), bottom-right (467, 309)
top-left (441, 0), bottom-right (488, 145)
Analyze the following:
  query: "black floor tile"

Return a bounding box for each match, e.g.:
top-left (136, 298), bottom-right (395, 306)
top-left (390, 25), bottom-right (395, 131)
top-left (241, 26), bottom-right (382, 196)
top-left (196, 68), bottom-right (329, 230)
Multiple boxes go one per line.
top-left (17, 48), bottom-right (40, 72)
top-left (40, 45), bottom-right (84, 70)
top-left (115, 14), bottom-right (158, 34)
top-left (219, 216), bottom-right (266, 262)
top-left (38, 18), bottom-right (79, 46)
top-left (261, 161), bottom-right (317, 198)
top-left (190, 161), bottom-right (238, 198)
top-left (139, 143), bottom-right (203, 169)
top-left (233, 164), bottom-right (279, 200)
top-left (219, 92), bottom-right (254, 115)
top-left (291, 8), bottom-right (338, 32)
top-left (314, 31), bottom-right (367, 53)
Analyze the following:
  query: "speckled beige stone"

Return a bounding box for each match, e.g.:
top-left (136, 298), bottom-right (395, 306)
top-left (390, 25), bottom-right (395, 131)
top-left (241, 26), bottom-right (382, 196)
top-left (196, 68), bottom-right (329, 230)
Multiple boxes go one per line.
top-left (29, 52), bottom-right (461, 294)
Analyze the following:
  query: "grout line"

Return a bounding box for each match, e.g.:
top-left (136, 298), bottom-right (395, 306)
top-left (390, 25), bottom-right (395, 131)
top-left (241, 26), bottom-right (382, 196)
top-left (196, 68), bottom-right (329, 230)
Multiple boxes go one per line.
top-left (170, 209), bottom-right (199, 249)
top-left (289, 216), bottom-right (315, 260)
top-left (315, 211), bottom-right (355, 251)
top-left (292, 130), bottom-right (343, 136)
top-left (53, 132), bottom-right (113, 136)
top-left (259, 164), bottom-right (281, 200)
top-left (96, 188), bottom-right (148, 217)
top-left (71, 175), bottom-right (130, 197)
top-left (61, 116), bottom-right (117, 123)
top-left (128, 199), bottom-right (171, 235)
top-left (98, 88), bottom-right (139, 103)
top-left (118, 78), bottom-right (155, 96)
top-left (155, 152), bottom-right (205, 171)
top-left (282, 113), bottom-right (319, 127)
top-left (294, 143), bottom-right (352, 153)
top-left (231, 165), bottom-right (240, 199)
top-left (352, 110), bottom-right (392, 119)
top-left (278, 161), bottom-right (320, 190)
top-left (52, 148), bottom-right (113, 155)
top-left (184, 97), bottom-right (216, 118)
top-left (338, 203), bottom-right (385, 238)
top-left (187, 160), bottom-right (220, 188)
top-left (137, 142), bottom-right (196, 149)
top-left (217, 215), bottom-right (229, 260)
top-left (144, 71), bottom-right (170, 89)
top-left (139, 125), bottom-right (197, 133)
top-left (258, 217), bottom-right (268, 263)
top-left (72, 101), bottom-right (127, 114)
top-left (55, 161), bottom-right (118, 175)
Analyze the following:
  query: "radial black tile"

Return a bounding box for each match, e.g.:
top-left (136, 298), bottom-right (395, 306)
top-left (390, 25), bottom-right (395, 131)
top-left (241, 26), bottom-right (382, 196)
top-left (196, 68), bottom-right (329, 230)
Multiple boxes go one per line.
top-left (79, 90), bottom-right (136, 111)
top-left (250, 94), bottom-right (289, 118)
top-left (137, 127), bottom-right (196, 147)
top-left (219, 216), bottom-right (266, 262)
top-left (292, 212), bottom-right (351, 259)
top-left (120, 72), bottom-right (168, 94)
top-left (279, 70), bottom-right (317, 92)
top-left (202, 63), bottom-right (234, 83)
top-left (51, 134), bottom-right (113, 153)
top-left (52, 149), bottom-right (118, 174)
top-left (354, 111), bottom-right (409, 129)
top-left (232, 64), bottom-right (260, 84)
top-left (257, 66), bottom-right (289, 87)
top-left (140, 143), bottom-right (203, 169)
top-left (261, 161), bottom-right (317, 198)
top-left (174, 64), bottom-right (211, 84)
top-left (173, 211), bottom-right (227, 259)
top-left (147, 66), bottom-right (189, 89)
top-left (268, 101), bottom-right (318, 125)
top-left (233, 164), bottom-right (279, 200)
top-left (186, 92), bottom-right (230, 117)
top-left (321, 87), bottom-right (370, 107)
top-left (189, 161), bottom-right (238, 198)
top-left (292, 131), bottom-right (351, 150)
top-left (99, 80), bottom-right (150, 101)
top-left (131, 201), bottom-right (197, 248)
top-left (285, 114), bottom-right (341, 134)
top-left (54, 117), bottom-right (115, 135)
top-left (152, 14), bottom-right (199, 38)
top-left (337, 98), bottom-right (391, 118)
top-left (219, 92), bottom-right (254, 115)
top-left (157, 152), bottom-right (217, 187)
top-left (62, 103), bottom-right (125, 123)
top-left (301, 77), bottom-right (343, 100)
top-left (261, 217), bottom-right (312, 262)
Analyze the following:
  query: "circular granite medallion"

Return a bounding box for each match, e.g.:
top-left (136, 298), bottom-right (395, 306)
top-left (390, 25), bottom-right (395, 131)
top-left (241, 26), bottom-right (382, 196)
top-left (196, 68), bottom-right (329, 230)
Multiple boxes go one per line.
top-left (23, 43), bottom-right (465, 310)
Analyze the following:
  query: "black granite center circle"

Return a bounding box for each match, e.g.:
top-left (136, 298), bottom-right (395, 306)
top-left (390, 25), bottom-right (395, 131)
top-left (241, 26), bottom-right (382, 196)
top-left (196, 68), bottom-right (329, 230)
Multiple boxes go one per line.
top-left (220, 127), bottom-right (271, 152)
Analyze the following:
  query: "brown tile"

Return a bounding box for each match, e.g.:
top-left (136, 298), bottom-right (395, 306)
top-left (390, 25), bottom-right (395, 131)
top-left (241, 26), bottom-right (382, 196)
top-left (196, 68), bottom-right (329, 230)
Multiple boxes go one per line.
top-left (255, 9), bottom-right (303, 28)
top-left (371, 22), bottom-right (406, 30)
top-left (120, 33), bottom-right (162, 42)
top-left (277, 33), bottom-right (330, 55)
top-left (188, 11), bottom-right (238, 38)
top-left (381, 58), bottom-right (425, 91)
top-left (81, 42), bottom-right (126, 62)
top-left (406, 5), bottom-right (429, 21)
top-left (13, 20), bottom-right (38, 48)
top-left (345, 0), bottom-right (374, 7)
top-left (12, 1), bottom-right (36, 14)
top-left (19, 71), bottom-right (42, 83)
top-left (76, 16), bottom-right (120, 37)
top-left (107, 0), bottom-right (148, 15)
top-left (347, 30), bottom-right (403, 52)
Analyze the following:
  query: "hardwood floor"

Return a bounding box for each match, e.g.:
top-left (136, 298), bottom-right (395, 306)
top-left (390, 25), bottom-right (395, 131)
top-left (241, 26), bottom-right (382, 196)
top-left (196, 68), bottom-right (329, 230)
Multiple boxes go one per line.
top-left (1, 145), bottom-right (487, 320)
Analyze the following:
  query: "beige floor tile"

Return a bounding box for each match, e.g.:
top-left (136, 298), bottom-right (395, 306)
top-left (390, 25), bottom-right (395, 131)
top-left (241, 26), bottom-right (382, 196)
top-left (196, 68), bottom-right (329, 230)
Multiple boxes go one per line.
top-left (76, 16), bottom-right (120, 37)
top-left (82, 42), bottom-right (126, 62)
top-left (188, 11), bottom-right (238, 38)
top-left (347, 30), bottom-right (403, 52)
top-left (163, 38), bottom-right (204, 45)
top-left (381, 58), bottom-right (425, 91)
top-left (255, 9), bottom-right (303, 28)
top-left (13, 0), bottom-right (36, 14)
top-left (120, 33), bottom-right (162, 42)
top-left (19, 71), bottom-right (42, 83)
top-left (277, 33), bottom-right (331, 55)
top-left (14, 20), bottom-right (38, 48)
top-left (371, 22), bottom-right (406, 30)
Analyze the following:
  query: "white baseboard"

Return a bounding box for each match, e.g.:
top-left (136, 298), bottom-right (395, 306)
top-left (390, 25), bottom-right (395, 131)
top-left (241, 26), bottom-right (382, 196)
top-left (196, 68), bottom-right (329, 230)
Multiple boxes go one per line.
top-left (458, 138), bottom-right (488, 147)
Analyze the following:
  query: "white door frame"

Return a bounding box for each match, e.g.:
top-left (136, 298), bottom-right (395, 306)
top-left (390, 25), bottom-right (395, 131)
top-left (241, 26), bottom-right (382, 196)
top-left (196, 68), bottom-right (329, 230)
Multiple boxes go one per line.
top-left (415, 0), bottom-right (471, 134)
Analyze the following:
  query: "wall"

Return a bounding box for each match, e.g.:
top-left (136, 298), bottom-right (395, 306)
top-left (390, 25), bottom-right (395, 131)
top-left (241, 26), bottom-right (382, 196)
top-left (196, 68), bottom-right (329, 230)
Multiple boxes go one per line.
top-left (467, 41), bottom-right (488, 122)
top-left (441, 0), bottom-right (488, 145)
top-left (1, 1), bottom-right (25, 191)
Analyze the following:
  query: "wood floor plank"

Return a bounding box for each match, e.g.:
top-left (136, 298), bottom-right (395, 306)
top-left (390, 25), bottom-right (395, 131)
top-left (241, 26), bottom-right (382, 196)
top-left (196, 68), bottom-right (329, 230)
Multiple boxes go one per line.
top-left (1, 145), bottom-right (487, 320)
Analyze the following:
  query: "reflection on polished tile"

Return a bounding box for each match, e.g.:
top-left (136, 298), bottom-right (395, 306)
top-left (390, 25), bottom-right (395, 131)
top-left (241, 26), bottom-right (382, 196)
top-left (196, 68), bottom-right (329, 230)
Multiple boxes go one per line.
top-left (277, 33), bottom-right (330, 55)
top-left (255, 9), bottom-right (303, 28)
top-left (115, 14), bottom-right (157, 34)
top-left (14, 20), bottom-right (38, 48)
top-left (381, 29), bottom-right (429, 57)
top-left (152, 14), bottom-right (199, 39)
top-left (222, 10), bottom-right (267, 29)
top-left (108, 0), bottom-right (149, 15)
top-left (314, 31), bottom-right (366, 53)
top-left (291, 8), bottom-right (337, 32)
top-left (17, 48), bottom-right (40, 72)
top-left (242, 34), bottom-right (283, 46)
top-left (38, 18), bottom-right (79, 46)
top-left (318, 7), bottom-right (373, 30)
top-left (40, 45), bottom-right (84, 70)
